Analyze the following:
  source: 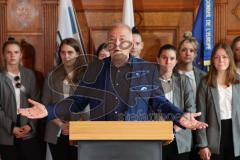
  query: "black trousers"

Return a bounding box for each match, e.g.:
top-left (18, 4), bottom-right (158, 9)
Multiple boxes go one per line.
top-left (211, 119), bottom-right (240, 160)
top-left (163, 139), bottom-right (190, 160)
top-left (48, 135), bottom-right (77, 160)
top-left (0, 138), bottom-right (43, 160)
top-left (190, 130), bottom-right (201, 160)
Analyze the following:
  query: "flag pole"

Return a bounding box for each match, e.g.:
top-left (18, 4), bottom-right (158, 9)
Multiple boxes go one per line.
top-left (70, 0), bottom-right (88, 64)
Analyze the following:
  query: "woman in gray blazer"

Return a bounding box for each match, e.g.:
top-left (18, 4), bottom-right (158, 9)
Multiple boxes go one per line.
top-left (176, 32), bottom-right (206, 160)
top-left (157, 44), bottom-right (196, 160)
top-left (0, 38), bottom-right (41, 160)
top-left (176, 32), bottom-right (205, 99)
top-left (42, 38), bottom-right (87, 160)
top-left (197, 43), bottom-right (240, 160)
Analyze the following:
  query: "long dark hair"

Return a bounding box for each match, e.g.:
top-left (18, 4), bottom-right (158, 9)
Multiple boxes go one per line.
top-left (57, 38), bottom-right (82, 65)
top-left (57, 38), bottom-right (86, 83)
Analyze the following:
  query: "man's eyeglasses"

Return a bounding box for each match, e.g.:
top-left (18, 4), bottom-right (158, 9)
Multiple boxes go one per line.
top-left (14, 76), bottom-right (21, 88)
top-left (107, 40), bottom-right (132, 51)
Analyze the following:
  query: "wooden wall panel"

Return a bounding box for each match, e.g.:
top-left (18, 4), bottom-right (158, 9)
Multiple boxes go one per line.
top-left (74, 0), bottom-right (199, 11)
top-left (6, 0), bottom-right (44, 73)
top-left (80, 10), bottom-right (194, 61)
top-left (214, 0), bottom-right (228, 43)
top-left (0, 0), bottom-right (7, 61)
top-left (74, 0), bottom-right (240, 61)
top-left (42, 0), bottom-right (58, 75)
top-left (7, 0), bottom-right (42, 32)
top-left (227, 0), bottom-right (240, 43)
top-left (75, 0), bottom-right (196, 61)
top-left (140, 27), bottom-right (177, 62)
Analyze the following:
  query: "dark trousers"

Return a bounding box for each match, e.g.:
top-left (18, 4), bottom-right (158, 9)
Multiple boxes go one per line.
top-left (0, 138), bottom-right (43, 160)
top-left (211, 119), bottom-right (240, 160)
top-left (163, 140), bottom-right (190, 160)
top-left (48, 135), bottom-right (77, 160)
top-left (190, 130), bottom-right (201, 160)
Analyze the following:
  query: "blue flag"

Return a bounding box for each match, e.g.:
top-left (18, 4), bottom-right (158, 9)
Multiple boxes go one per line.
top-left (192, 0), bottom-right (214, 70)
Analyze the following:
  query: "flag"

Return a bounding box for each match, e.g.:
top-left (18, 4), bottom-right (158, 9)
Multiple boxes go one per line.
top-left (55, 0), bottom-right (86, 65)
top-left (192, 0), bottom-right (214, 70)
top-left (122, 0), bottom-right (135, 28)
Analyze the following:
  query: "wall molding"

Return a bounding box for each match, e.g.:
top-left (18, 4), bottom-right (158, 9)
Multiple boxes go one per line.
top-left (0, 1), bottom-right (7, 57)
top-left (0, 0), bottom-right (7, 4)
top-left (232, 2), bottom-right (240, 21)
top-left (215, 0), bottom-right (228, 4)
top-left (73, 0), bottom-right (199, 12)
top-left (42, 0), bottom-right (58, 73)
top-left (214, 1), bottom-right (227, 43)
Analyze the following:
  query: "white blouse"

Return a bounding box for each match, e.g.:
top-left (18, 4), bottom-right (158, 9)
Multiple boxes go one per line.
top-left (218, 84), bottom-right (232, 120)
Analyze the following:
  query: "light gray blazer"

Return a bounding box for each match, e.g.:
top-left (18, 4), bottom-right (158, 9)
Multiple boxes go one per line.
top-left (171, 72), bottom-right (196, 154)
top-left (193, 66), bottom-right (206, 88)
top-left (0, 67), bottom-right (40, 145)
top-left (196, 78), bottom-right (240, 156)
top-left (42, 67), bottom-right (89, 144)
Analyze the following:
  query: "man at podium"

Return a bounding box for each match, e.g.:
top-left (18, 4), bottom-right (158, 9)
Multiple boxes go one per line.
top-left (19, 23), bottom-right (207, 129)
top-left (19, 23), bottom-right (207, 160)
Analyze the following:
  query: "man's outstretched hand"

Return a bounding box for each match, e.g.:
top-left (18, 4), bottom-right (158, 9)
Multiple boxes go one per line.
top-left (18, 99), bottom-right (48, 119)
top-left (18, 100), bottom-right (209, 130)
top-left (179, 112), bottom-right (208, 130)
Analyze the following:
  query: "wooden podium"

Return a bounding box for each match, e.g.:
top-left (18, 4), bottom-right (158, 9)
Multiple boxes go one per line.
top-left (70, 121), bottom-right (173, 160)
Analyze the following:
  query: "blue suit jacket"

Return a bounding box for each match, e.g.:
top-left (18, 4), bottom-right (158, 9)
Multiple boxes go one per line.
top-left (48, 57), bottom-right (184, 123)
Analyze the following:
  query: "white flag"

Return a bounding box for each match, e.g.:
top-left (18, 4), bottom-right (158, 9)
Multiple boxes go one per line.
top-left (56, 0), bottom-right (86, 64)
top-left (122, 0), bottom-right (135, 28)
top-left (57, 0), bottom-right (80, 43)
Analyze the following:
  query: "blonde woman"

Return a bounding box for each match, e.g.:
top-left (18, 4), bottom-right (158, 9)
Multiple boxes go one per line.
top-left (176, 32), bottom-right (205, 99)
top-left (176, 32), bottom-right (206, 160)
